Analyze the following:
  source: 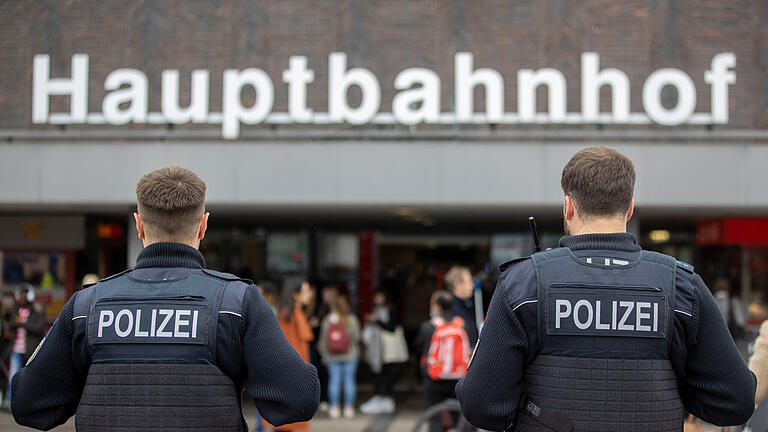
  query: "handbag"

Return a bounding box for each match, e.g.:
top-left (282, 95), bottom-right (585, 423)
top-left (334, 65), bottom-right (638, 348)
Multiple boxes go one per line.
top-left (381, 325), bottom-right (409, 364)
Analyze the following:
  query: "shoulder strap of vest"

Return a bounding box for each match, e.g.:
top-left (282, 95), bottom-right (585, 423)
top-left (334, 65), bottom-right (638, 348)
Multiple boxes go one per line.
top-left (531, 247), bottom-right (570, 265)
top-left (676, 260), bottom-right (695, 274)
top-left (73, 287), bottom-right (94, 319)
top-left (201, 268), bottom-right (254, 285)
top-left (220, 280), bottom-right (249, 316)
top-left (499, 256), bottom-right (531, 272)
top-left (639, 250), bottom-right (677, 270)
top-left (82, 268), bottom-right (132, 289)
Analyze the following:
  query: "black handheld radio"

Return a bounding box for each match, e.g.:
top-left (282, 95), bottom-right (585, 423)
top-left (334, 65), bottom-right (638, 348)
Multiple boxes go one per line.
top-left (528, 216), bottom-right (542, 253)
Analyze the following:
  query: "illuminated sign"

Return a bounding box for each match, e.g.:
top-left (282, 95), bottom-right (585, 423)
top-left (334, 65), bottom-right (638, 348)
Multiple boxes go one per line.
top-left (32, 52), bottom-right (735, 139)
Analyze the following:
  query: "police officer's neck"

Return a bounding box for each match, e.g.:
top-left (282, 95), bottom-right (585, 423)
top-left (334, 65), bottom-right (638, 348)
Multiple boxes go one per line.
top-left (142, 237), bottom-right (201, 250)
top-left (567, 216), bottom-right (627, 237)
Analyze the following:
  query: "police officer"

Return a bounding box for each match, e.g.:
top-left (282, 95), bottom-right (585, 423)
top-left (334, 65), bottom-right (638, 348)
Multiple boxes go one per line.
top-left (456, 147), bottom-right (756, 431)
top-left (11, 166), bottom-right (320, 431)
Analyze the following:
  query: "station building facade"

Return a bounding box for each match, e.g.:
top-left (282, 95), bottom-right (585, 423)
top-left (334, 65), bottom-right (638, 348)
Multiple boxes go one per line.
top-left (1, 0), bottom-right (767, 325)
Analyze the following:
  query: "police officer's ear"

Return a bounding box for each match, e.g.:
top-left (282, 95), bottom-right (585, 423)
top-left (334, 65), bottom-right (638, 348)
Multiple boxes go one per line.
top-left (197, 212), bottom-right (210, 240)
top-left (133, 212), bottom-right (146, 240)
top-left (564, 195), bottom-right (576, 221)
top-left (625, 199), bottom-right (635, 222)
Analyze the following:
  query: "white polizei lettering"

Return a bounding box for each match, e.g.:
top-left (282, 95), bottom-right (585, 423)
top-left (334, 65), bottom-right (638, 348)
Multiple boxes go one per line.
top-left (642, 68), bottom-right (697, 126)
top-left (594, 300), bottom-right (610, 330)
top-left (573, 300), bottom-right (594, 330)
top-left (150, 309), bottom-right (157, 337)
top-left (454, 52), bottom-right (504, 122)
top-left (618, 301), bottom-right (634, 331)
top-left (517, 67), bottom-right (567, 122)
top-left (704, 53), bottom-right (736, 124)
top-left (392, 68), bottom-right (441, 125)
top-left (175, 310), bottom-right (191, 338)
top-left (134, 309), bottom-right (149, 337)
top-left (222, 68), bottom-right (274, 139)
top-left (636, 302), bottom-right (651, 331)
top-left (282, 56), bottom-right (315, 122)
top-left (555, 299), bottom-right (572, 329)
top-left (653, 303), bottom-right (659, 332)
top-left (581, 52), bottom-right (630, 122)
top-left (612, 301), bottom-right (618, 330)
top-left (97, 310), bottom-right (114, 338)
top-left (156, 309), bottom-right (174, 337)
top-left (102, 69), bottom-right (148, 125)
top-left (328, 52), bottom-right (381, 125)
top-left (192, 310), bottom-right (199, 338)
top-left (114, 309), bottom-right (134, 338)
top-left (32, 54), bottom-right (89, 123)
top-left (161, 69), bottom-right (209, 123)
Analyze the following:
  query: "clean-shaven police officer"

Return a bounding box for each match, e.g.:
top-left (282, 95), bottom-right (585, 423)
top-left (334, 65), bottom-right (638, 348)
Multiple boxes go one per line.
top-left (456, 147), bottom-right (756, 431)
top-left (11, 166), bottom-right (320, 431)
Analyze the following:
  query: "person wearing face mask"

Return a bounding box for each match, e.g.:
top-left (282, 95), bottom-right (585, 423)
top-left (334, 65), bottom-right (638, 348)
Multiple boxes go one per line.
top-left (456, 146), bottom-right (755, 432)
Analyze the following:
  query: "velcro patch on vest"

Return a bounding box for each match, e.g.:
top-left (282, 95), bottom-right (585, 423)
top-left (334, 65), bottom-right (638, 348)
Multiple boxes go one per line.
top-left (545, 291), bottom-right (667, 338)
top-left (91, 302), bottom-right (208, 345)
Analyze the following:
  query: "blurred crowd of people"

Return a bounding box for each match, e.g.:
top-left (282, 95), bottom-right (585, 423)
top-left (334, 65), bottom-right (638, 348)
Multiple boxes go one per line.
top-left (250, 265), bottom-right (480, 431)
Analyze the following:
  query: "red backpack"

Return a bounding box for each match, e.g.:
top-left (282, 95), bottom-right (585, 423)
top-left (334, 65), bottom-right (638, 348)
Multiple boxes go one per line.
top-left (327, 320), bottom-right (351, 354)
top-left (426, 316), bottom-right (470, 380)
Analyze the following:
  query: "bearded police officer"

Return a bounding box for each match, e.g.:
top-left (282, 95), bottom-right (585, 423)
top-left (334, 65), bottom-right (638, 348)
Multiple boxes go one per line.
top-left (11, 167), bottom-right (320, 431)
top-left (456, 147), bottom-right (756, 431)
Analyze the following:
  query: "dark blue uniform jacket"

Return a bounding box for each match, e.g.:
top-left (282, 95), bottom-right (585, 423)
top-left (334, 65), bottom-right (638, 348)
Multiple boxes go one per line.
top-left (11, 242), bottom-right (320, 431)
top-left (456, 233), bottom-right (756, 431)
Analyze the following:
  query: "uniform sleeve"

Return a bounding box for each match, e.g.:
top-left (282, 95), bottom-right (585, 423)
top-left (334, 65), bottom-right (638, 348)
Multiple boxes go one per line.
top-left (749, 320), bottom-right (768, 404)
top-left (455, 265), bottom-right (535, 431)
top-left (11, 295), bottom-right (86, 430)
top-left (674, 272), bottom-right (756, 425)
top-left (241, 288), bottom-right (320, 426)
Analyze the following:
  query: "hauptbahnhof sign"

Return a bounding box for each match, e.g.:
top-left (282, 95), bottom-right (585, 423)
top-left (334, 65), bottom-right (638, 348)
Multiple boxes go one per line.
top-left (33, 52), bottom-right (735, 139)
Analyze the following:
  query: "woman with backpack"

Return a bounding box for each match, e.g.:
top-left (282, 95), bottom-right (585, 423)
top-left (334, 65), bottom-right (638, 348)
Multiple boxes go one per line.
top-left (318, 294), bottom-right (360, 419)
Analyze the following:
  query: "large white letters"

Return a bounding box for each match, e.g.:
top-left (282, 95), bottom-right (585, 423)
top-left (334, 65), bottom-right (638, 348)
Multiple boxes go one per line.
top-left (30, 53), bottom-right (736, 137)
top-left (393, 68), bottom-right (440, 125)
top-left (581, 52), bottom-right (630, 121)
top-left (103, 69), bottom-right (148, 125)
top-left (283, 56), bottom-right (315, 122)
top-left (222, 68), bottom-right (274, 139)
top-left (517, 68), bottom-right (567, 122)
top-left (32, 54), bottom-right (89, 123)
top-left (455, 53), bottom-right (504, 122)
top-left (642, 68), bottom-right (697, 126)
top-left (328, 52), bottom-right (380, 125)
top-left (161, 70), bottom-right (209, 123)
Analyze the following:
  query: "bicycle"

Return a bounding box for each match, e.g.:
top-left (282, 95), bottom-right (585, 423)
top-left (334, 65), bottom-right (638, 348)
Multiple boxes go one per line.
top-left (410, 399), bottom-right (477, 432)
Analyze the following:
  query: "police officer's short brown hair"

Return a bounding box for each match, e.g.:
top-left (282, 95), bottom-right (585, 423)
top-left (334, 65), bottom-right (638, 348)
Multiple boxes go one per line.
top-left (136, 166), bottom-right (206, 237)
top-left (561, 146), bottom-right (635, 218)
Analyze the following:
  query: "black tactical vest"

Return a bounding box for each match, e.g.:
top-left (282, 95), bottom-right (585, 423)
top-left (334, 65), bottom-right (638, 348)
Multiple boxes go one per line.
top-left (517, 248), bottom-right (684, 432)
top-left (72, 267), bottom-right (249, 432)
